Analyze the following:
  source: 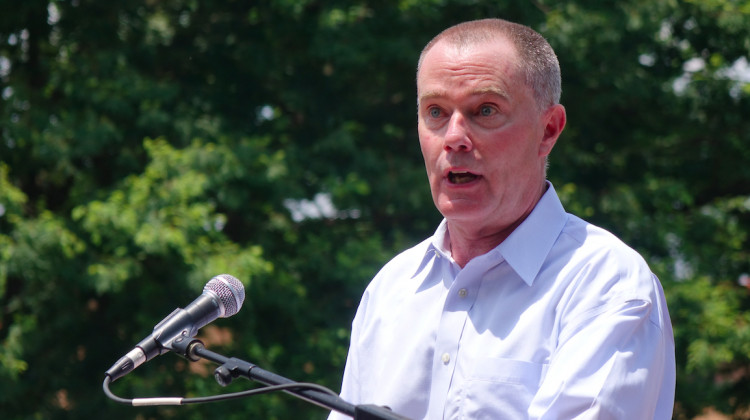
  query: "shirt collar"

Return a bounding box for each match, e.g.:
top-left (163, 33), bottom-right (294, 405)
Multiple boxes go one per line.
top-left (496, 181), bottom-right (568, 286)
top-left (413, 182), bottom-right (568, 285)
top-left (409, 220), bottom-right (451, 279)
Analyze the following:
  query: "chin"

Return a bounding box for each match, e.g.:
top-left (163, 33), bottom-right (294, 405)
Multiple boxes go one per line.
top-left (437, 202), bottom-right (486, 221)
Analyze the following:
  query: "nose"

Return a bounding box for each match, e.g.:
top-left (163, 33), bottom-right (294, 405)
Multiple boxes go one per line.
top-left (444, 112), bottom-right (472, 152)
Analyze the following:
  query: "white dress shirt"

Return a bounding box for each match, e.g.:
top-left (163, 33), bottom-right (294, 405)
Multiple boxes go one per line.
top-left (329, 182), bottom-right (675, 420)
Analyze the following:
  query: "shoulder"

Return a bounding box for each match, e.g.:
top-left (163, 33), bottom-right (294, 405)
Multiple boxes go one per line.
top-left (551, 214), bottom-right (669, 328)
top-left (562, 214), bottom-right (638, 251)
top-left (354, 236), bottom-right (433, 303)
top-left (351, 235), bottom-right (436, 330)
top-left (559, 213), bottom-right (652, 278)
top-left (365, 236), bottom-right (434, 294)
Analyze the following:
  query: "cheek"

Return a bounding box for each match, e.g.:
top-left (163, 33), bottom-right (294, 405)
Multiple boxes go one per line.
top-left (489, 126), bottom-right (539, 161)
top-left (418, 134), bottom-right (440, 163)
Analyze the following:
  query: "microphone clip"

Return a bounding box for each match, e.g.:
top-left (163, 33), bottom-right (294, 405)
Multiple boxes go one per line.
top-left (170, 337), bottom-right (257, 387)
top-left (170, 336), bottom-right (204, 362)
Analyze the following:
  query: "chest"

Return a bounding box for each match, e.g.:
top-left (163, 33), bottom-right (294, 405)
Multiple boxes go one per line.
top-left (360, 259), bottom-right (563, 419)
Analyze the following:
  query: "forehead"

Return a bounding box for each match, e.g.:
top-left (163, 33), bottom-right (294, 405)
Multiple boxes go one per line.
top-left (417, 39), bottom-right (523, 101)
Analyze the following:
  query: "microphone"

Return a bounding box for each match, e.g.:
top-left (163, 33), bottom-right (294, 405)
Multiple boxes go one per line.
top-left (105, 274), bottom-right (245, 382)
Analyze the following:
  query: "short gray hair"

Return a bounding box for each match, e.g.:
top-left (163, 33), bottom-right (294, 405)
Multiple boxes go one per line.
top-left (417, 19), bottom-right (562, 110)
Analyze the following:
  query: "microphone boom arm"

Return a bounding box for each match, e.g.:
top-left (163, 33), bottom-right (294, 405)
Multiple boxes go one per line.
top-left (171, 337), bottom-right (411, 420)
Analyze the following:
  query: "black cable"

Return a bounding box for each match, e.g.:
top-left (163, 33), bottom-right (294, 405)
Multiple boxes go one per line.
top-left (103, 376), bottom-right (133, 405)
top-left (103, 375), bottom-right (340, 406)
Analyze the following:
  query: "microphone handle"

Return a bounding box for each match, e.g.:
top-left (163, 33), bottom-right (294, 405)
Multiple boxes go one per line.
top-left (144, 293), bottom-right (222, 360)
top-left (106, 294), bottom-right (220, 382)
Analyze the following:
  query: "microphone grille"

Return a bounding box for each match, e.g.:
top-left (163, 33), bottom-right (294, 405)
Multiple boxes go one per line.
top-left (205, 274), bottom-right (245, 317)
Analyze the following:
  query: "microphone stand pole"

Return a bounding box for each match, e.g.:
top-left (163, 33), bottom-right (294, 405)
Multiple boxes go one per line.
top-left (170, 337), bottom-right (411, 420)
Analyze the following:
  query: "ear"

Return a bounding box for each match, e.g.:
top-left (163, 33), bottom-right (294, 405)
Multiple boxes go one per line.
top-left (538, 104), bottom-right (566, 157)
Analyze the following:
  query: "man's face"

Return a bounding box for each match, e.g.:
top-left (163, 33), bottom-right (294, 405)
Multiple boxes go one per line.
top-left (417, 39), bottom-right (561, 236)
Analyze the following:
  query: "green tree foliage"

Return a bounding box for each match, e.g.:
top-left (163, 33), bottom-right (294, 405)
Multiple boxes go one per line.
top-left (1, 1), bottom-right (749, 419)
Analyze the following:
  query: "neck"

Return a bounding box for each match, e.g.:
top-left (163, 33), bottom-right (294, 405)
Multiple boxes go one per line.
top-left (447, 220), bottom-right (519, 268)
top-left (447, 182), bottom-right (548, 268)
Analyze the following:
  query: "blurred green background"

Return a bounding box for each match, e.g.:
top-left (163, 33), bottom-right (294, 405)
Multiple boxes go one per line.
top-left (1, 0), bottom-right (749, 419)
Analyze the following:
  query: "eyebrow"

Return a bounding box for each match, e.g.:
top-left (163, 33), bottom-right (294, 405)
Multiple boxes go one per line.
top-left (418, 86), bottom-right (511, 106)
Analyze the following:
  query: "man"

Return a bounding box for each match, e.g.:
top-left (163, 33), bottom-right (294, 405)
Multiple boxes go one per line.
top-left (330, 18), bottom-right (675, 419)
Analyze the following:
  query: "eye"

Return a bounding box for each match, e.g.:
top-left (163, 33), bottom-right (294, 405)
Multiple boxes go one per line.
top-left (428, 107), bottom-right (442, 118)
top-left (479, 105), bottom-right (495, 116)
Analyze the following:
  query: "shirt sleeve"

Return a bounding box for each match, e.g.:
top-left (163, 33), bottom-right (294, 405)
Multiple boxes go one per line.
top-left (327, 341), bottom-right (360, 420)
top-left (528, 296), bottom-right (675, 419)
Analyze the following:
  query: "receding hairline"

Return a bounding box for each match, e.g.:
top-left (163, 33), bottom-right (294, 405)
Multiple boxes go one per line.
top-left (417, 18), bottom-right (562, 109)
top-left (418, 19), bottom-right (517, 70)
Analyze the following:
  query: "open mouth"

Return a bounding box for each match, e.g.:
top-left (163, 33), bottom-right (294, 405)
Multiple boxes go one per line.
top-left (448, 171), bottom-right (480, 185)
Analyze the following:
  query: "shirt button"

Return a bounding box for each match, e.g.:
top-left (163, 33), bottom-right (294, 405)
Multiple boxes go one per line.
top-left (458, 288), bottom-right (468, 298)
top-left (441, 353), bottom-right (451, 364)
